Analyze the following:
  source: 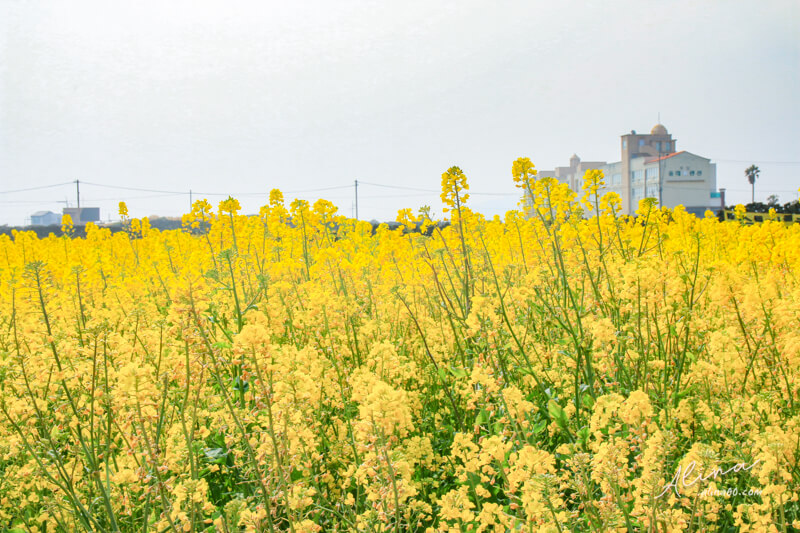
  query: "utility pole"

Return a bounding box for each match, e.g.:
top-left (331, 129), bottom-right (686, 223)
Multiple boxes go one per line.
top-left (354, 179), bottom-right (359, 220)
top-left (189, 189), bottom-right (193, 210)
top-left (76, 179), bottom-right (81, 210)
top-left (658, 145), bottom-right (663, 207)
top-left (656, 112), bottom-right (663, 208)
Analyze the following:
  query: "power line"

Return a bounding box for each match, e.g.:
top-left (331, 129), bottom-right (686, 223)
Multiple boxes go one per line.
top-left (79, 181), bottom-right (187, 194)
top-left (357, 181), bottom-right (519, 196)
top-left (629, 184), bottom-right (798, 194)
top-left (360, 193), bottom-right (441, 199)
top-left (0, 178), bottom-right (541, 199)
top-left (0, 199), bottom-right (70, 205)
top-left (3, 177), bottom-right (794, 219)
top-left (1, 180), bottom-right (380, 200)
top-left (712, 159), bottom-right (800, 165)
top-left (358, 181), bottom-right (439, 193)
top-left (715, 187), bottom-right (799, 193)
top-left (82, 193), bottom-right (188, 202)
top-left (4, 179), bottom-right (793, 199)
top-left (0, 181), bottom-right (74, 194)
top-left (284, 184), bottom-right (353, 194)
top-left (186, 186), bottom-right (355, 197)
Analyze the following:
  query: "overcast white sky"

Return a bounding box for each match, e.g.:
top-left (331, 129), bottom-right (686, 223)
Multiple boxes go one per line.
top-left (1, 0), bottom-right (798, 225)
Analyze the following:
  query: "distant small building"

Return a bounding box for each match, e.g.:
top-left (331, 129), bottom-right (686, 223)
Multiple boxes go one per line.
top-left (30, 211), bottom-right (61, 226)
top-left (634, 149), bottom-right (719, 216)
top-left (536, 153), bottom-right (607, 193)
top-left (62, 207), bottom-right (100, 225)
top-left (536, 124), bottom-right (722, 216)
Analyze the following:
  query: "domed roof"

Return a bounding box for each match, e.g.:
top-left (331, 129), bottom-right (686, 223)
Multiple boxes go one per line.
top-left (651, 123), bottom-right (668, 135)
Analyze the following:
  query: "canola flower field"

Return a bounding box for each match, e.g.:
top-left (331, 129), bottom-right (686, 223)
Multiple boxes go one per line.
top-left (0, 163), bottom-right (798, 532)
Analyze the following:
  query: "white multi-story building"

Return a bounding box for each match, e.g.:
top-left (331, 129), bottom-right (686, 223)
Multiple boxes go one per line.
top-left (539, 124), bottom-right (722, 216)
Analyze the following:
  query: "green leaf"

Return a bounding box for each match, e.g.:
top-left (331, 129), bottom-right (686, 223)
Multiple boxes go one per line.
top-left (547, 400), bottom-right (568, 429)
top-left (449, 366), bottom-right (468, 379)
top-left (233, 376), bottom-right (249, 393)
top-left (582, 394), bottom-right (595, 410)
top-left (204, 447), bottom-right (228, 464)
top-left (577, 427), bottom-right (590, 447)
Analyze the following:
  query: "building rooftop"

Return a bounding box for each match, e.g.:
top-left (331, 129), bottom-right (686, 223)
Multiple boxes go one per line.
top-left (651, 123), bottom-right (668, 135)
top-left (647, 150), bottom-right (686, 163)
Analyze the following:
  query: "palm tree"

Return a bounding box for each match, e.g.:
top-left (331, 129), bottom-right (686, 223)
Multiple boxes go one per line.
top-left (745, 164), bottom-right (760, 203)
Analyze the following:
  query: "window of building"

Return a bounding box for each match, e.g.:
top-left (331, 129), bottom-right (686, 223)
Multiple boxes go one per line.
top-left (646, 185), bottom-right (658, 198)
top-left (646, 167), bottom-right (658, 180)
top-left (690, 170), bottom-right (695, 176)
top-left (612, 173), bottom-right (622, 185)
top-left (669, 170), bottom-right (674, 176)
top-left (623, 140), bottom-right (627, 149)
top-left (638, 139), bottom-right (645, 147)
top-left (697, 170), bottom-right (702, 176)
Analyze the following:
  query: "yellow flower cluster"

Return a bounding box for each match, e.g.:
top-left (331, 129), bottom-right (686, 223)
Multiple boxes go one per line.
top-left (0, 162), bottom-right (798, 531)
top-left (440, 165), bottom-right (469, 213)
top-left (60, 214), bottom-right (74, 236)
top-left (512, 156), bottom-right (537, 192)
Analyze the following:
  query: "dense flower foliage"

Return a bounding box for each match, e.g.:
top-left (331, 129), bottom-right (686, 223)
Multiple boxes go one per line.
top-left (0, 164), bottom-right (798, 532)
